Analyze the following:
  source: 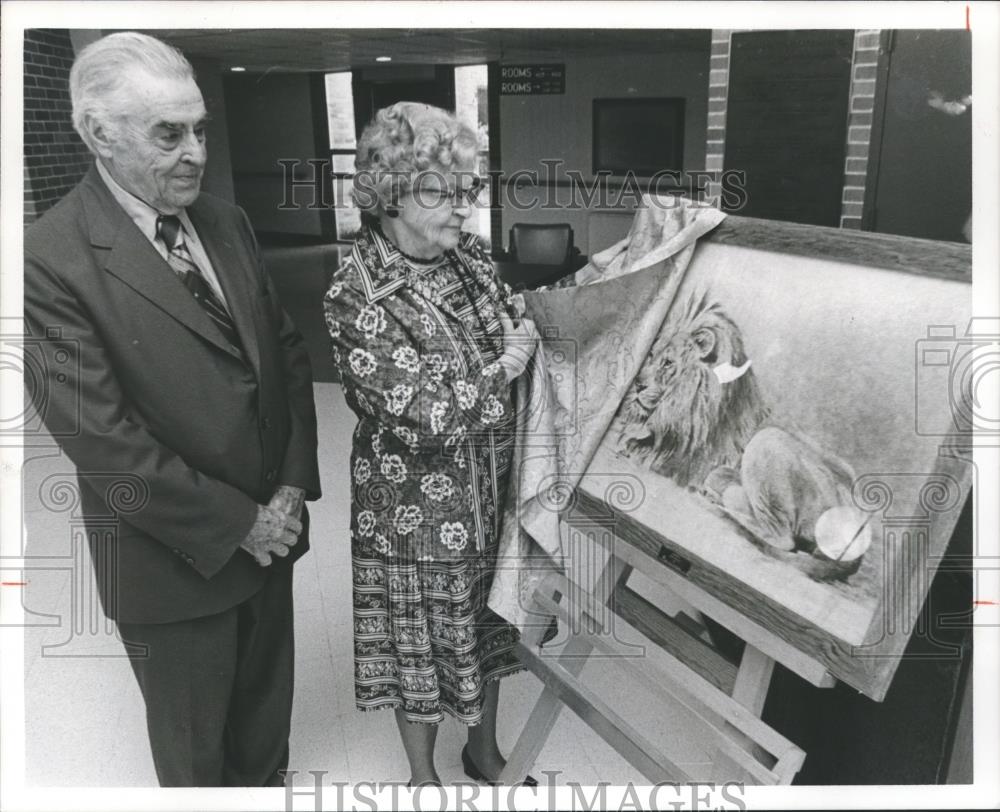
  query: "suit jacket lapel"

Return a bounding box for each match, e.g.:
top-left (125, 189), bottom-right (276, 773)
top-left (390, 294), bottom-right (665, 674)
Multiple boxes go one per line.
top-left (187, 198), bottom-right (261, 377)
top-left (81, 166), bottom-right (249, 366)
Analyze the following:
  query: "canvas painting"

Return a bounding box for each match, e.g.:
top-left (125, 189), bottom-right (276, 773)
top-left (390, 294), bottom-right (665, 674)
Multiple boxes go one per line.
top-left (587, 239), bottom-right (973, 698)
top-left (491, 198), bottom-right (974, 700)
top-left (612, 282), bottom-right (880, 588)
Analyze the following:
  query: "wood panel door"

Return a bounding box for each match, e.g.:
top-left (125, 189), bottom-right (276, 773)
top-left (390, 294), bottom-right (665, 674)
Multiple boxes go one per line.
top-left (723, 30), bottom-right (854, 227)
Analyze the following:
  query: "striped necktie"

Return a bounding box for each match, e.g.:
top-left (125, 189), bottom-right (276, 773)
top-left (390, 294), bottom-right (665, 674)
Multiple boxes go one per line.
top-left (156, 215), bottom-right (243, 353)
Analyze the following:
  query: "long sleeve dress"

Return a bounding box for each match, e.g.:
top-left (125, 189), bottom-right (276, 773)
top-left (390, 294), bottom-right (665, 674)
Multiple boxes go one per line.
top-left (323, 224), bottom-right (524, 724)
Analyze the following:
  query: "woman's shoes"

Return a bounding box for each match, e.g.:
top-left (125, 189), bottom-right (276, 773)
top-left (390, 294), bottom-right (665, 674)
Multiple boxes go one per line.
top-left (461, 746), bottom-right (538, 787)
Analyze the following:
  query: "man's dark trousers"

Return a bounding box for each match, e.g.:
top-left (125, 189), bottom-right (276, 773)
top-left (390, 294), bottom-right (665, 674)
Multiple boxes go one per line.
top-left (118, 561), bottom-right (295, 787)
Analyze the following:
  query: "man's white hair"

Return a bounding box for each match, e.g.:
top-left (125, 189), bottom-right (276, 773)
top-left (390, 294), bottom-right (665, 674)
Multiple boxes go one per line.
top-left (70, 32), bottom-right (194, 153)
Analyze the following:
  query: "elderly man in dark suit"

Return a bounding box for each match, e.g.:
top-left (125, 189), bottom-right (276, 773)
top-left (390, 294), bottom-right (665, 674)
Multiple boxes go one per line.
top-left (23, 32), bottom-right (321, 787)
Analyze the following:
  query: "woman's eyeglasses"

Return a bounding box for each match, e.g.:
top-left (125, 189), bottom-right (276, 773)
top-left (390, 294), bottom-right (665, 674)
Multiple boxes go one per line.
top-left (410, 176), bottom-right (483, 207)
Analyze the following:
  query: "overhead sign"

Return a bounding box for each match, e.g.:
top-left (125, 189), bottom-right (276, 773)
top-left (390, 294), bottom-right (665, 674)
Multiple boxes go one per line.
top-left (500, 64), bottom-right (565, 95)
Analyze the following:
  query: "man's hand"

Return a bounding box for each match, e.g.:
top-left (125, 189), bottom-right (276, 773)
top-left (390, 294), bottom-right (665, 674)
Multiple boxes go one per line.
top-left (269, 484), bottom-right (305, 521)
top-left (240, 504), bottom-right (302, 567)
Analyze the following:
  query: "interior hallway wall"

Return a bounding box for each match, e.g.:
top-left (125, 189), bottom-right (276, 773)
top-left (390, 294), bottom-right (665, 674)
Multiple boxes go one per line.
top-left (498, 47), bottom-right (711, 255)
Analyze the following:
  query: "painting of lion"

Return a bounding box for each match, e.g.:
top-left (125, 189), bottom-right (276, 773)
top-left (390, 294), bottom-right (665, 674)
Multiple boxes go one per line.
top-left (615, 291), bottom-right (872, 581)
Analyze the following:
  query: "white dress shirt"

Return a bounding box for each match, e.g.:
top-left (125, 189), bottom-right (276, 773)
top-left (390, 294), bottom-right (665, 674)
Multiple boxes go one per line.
top-left (96, 160), bottom-right (230, 307)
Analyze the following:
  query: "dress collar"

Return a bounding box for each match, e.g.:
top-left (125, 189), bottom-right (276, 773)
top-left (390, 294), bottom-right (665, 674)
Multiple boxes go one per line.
top-left (352, 224), bottom-right (433, 303)
top-left (351, 223), bottom-right (489, 306)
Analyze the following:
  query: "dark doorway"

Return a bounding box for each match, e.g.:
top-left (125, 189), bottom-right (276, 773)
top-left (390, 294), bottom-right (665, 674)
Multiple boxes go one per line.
top-left (723, 30), bottom-right (854, 227)
top-left (352, 65), bottom-right (455, 134)
top-left (866, 30), bottom-right (972, 242)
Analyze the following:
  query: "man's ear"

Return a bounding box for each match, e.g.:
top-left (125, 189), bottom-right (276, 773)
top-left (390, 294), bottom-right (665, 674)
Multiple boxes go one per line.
top-left (84, 114), bottom-right (115, 159)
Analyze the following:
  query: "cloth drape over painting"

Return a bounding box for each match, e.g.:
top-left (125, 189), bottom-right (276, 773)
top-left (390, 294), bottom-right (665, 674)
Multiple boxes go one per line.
top-left (488, 197), bottom-right (727, 628)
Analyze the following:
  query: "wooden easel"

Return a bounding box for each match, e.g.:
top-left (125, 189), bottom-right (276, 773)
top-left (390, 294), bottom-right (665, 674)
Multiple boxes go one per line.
top-left (499, 495), bottom-right (836, 786)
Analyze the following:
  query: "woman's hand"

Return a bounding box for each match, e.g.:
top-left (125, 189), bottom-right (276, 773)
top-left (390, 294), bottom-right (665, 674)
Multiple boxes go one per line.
top-left (499, 312), bottom-right (540, 381)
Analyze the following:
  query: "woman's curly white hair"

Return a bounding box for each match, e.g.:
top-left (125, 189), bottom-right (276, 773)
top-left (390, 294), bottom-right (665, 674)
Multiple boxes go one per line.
top-left (353, 102), bottom-right (480, 217)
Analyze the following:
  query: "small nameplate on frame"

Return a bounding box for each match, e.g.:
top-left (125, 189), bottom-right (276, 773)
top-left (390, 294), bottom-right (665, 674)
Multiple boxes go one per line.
top-left (657, 545), bottom-right (691, 575)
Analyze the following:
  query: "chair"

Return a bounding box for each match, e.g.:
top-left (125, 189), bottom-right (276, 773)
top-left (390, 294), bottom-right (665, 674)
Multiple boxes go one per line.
top-left (508, 223), bottom-right (576, 267)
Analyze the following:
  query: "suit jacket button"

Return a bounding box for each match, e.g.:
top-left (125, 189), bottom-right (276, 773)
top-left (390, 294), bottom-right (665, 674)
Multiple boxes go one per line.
top-left (265, 470), bottom-right (276, 483)
top-left (262, 417), bottom-right (272, 430)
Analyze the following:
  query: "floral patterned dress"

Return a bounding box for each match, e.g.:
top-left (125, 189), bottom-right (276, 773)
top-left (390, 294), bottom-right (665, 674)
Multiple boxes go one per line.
top-left (323, 224), bottom-right (524, 724)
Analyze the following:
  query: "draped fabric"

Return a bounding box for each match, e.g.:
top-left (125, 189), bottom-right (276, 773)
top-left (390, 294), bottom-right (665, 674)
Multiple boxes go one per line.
top-left (487, 197), bottom-right (727, 628)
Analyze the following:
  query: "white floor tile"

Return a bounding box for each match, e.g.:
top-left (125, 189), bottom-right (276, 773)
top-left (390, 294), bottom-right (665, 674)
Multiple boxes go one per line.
top-left (295, 607), bottom-right (336, 669)
top-left (290, 665), bottom-right (351, 782)
top-left (339, 707), bottom-right (410, 784)
top-left (536, 712), bottom-right (606, 786)
top-left (577, 655), bottom-right (716, 783)
top-left (26, 650), bottom-right (153, 786)
top-left (293, 557), bottom-right (324, 606)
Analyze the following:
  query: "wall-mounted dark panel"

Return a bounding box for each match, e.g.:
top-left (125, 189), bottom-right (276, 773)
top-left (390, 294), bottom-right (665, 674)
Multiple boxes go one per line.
top-left (869, 30), bottom-right (971, 242)
top-left (592, 97), bottom-right (685, 176)
top-left (723, 30), bottom-right (854, 227)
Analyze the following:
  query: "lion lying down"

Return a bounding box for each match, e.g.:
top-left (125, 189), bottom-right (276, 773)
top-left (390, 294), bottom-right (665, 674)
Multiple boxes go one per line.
top-left (702, 427), bottom-right (872, 580)
top-left (616, 292), bottom-right (871, 581)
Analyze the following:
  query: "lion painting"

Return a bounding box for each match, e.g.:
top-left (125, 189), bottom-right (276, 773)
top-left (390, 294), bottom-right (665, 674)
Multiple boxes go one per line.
top-left (617, 292), bottom-right (769, 486)
top-left (615, 291), bottom-right (871, 581)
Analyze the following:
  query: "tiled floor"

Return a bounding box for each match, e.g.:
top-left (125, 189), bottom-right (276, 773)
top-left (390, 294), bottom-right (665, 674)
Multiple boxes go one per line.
top-left (20, 377), bottom-right (714, 788)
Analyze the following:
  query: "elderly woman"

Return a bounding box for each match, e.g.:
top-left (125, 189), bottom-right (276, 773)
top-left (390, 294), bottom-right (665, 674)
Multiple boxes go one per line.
top-left (323, 102), bottom-right (539, 786)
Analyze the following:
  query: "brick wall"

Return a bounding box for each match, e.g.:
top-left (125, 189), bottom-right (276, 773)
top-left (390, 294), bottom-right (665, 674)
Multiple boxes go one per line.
top-left (24, 29), bottom-right (93, 226)
top-left (703, 30), bottom-right (733, 207)
top-left (706, 29), bottom-right (884, 227)
top-left (839, 30), bottom-right (881, 229)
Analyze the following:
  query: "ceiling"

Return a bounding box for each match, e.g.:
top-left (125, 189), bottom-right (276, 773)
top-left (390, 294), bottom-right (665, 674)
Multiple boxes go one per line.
top-left (137, 28), bottom-right (711, 73)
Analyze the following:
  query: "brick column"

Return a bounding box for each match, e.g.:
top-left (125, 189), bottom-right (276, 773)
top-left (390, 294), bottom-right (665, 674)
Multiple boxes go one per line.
top-left (703, 30), bottom-right (733, 207)
top-left (840, 30), bottom-right (881, 229)
top-left (23, 29), bottom-right (93, 226)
